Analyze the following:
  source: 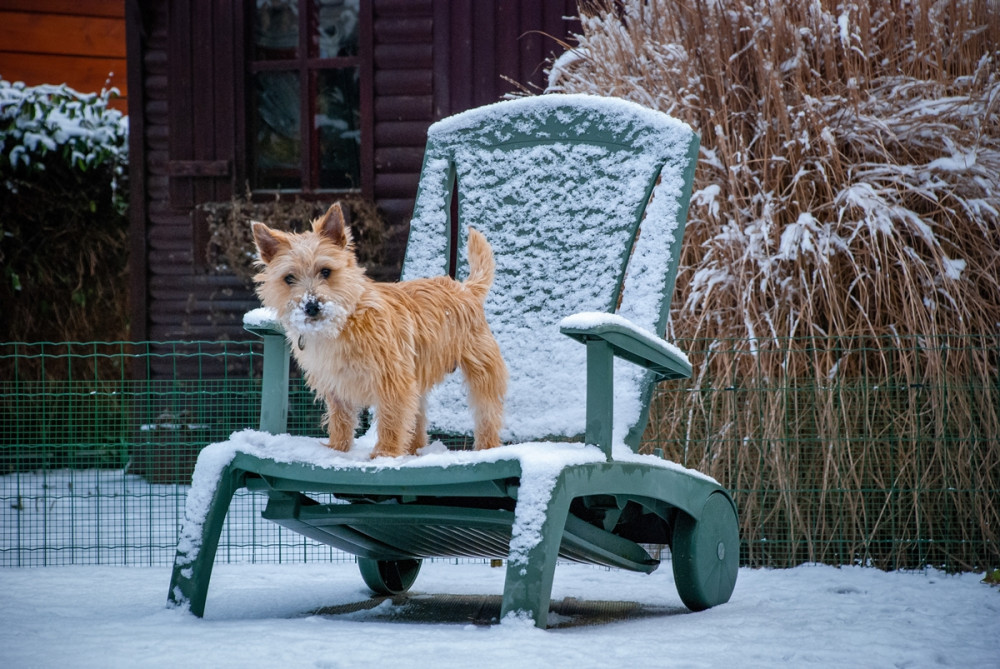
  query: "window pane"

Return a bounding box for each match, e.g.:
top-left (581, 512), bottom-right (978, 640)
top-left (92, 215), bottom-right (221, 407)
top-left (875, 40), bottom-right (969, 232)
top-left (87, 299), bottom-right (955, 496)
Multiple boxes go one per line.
top-left (252, 71), bottom-right (302, 190)
top-left (316, 67), bottom-right (361, 189)
top-left (315, 0), bottom-right (359, 58)
top-left (254, 0), bottom-right (299, 60)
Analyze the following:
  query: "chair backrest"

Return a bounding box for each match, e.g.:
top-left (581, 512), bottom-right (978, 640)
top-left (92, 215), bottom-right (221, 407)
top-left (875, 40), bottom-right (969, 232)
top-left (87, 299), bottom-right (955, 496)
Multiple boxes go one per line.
top-left (401, 94), bottom-right (699, 451)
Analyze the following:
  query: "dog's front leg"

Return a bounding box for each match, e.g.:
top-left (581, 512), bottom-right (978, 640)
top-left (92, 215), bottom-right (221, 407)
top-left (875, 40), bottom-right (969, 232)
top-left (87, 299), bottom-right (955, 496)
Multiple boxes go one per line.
top-left (370, 381), bottom-right (419, 459)
top-left (323, 394), bottom-right (356, 452)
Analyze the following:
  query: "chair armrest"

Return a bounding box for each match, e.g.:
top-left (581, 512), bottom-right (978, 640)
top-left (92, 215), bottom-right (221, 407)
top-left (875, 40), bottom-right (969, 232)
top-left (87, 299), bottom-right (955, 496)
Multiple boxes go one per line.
top-left (243, 307), bottom-right (285, 337)
top-left (559, 312), bottom-right (692, 380)
top-left (243, 308), bottom-right (290, 434)
top-left (558, 312), bottom-right (691, 460)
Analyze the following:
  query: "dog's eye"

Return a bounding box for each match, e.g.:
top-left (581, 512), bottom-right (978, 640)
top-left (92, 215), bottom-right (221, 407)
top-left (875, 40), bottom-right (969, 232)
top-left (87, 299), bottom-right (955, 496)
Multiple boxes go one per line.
top-left (319, 268), bottom-right (332, 280)
top-left (283, 274), bottom-right (295, 285)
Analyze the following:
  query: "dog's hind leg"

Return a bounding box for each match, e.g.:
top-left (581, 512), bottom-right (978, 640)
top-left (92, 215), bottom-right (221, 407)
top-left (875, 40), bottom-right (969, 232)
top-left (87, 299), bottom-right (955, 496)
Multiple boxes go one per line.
top-left (461, 338), bottom-right (507, 450)
top-left (407, 395), bottom-right (429, 455)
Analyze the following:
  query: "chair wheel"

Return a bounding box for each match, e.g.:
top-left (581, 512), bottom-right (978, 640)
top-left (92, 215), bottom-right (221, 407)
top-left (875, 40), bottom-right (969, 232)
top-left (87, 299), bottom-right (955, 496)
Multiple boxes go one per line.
top-left (358, 558), bottom-right (422, 595)
top-left (671, 492), bottom-right (739, 611)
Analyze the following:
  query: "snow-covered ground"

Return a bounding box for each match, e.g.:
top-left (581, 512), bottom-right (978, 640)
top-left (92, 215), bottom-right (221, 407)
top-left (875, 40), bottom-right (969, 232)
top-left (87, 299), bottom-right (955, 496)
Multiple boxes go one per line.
top-left (2, 560), bottom-right (997, 668)
top-left (3, 441), bottom-right (999, 667)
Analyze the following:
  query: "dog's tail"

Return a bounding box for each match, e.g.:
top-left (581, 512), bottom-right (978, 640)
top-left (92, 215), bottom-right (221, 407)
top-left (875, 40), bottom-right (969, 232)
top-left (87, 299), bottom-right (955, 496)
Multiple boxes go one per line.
top-left (464, 228), bottom-right (495, 302)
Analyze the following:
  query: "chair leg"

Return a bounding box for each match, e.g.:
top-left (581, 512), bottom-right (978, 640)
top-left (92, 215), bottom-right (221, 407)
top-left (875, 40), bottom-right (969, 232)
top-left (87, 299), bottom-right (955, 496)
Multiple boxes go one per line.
top-left (500, 479), bottom-right (572, 628)
top-left (167, 465), bottom-right (242, 616)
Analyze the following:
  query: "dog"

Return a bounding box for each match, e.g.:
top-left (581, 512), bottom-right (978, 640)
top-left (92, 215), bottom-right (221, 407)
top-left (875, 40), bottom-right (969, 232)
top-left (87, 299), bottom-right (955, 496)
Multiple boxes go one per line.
top-left (251, 203), bottom-right (507, 458)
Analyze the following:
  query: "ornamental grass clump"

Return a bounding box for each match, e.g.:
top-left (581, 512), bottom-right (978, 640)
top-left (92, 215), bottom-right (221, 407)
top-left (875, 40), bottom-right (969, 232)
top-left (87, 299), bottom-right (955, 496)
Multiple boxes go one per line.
top-left (549, 0), bottom-right (999, 569)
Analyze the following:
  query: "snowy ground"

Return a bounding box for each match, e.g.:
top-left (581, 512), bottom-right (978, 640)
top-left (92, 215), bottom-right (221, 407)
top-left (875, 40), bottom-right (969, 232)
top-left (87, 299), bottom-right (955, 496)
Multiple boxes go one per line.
top-left (3, 454), bottom-right (999, 667)
top-left (2, 560), bottom-right (997, 668)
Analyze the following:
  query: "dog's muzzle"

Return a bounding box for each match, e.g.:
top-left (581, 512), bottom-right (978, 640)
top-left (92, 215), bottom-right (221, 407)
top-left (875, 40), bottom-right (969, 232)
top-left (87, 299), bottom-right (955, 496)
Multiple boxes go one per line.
top-left (287, 293), bottom-right (349, 340)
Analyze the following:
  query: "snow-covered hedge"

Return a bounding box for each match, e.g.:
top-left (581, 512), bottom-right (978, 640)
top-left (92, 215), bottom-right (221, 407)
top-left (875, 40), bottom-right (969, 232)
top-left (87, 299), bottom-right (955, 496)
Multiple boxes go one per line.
top-left (0, 80), bottom-right (128, 198)
top-left (1, 80), bottom-right (130, 343)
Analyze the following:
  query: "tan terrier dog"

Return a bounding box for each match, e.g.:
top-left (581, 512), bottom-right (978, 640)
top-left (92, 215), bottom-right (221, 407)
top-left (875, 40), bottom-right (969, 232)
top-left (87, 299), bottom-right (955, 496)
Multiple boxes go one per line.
top-left (251, 203), bottom-right (507, 458)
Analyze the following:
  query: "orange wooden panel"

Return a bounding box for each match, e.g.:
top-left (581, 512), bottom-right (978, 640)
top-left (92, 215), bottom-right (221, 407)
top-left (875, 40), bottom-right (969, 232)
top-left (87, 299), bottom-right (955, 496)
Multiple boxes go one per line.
top-left (0, 0), bottom-right (123, 18)
top-left (0, 11), bottom-right (125, 58)
top-left (0, 52), bottom-right (128, 109)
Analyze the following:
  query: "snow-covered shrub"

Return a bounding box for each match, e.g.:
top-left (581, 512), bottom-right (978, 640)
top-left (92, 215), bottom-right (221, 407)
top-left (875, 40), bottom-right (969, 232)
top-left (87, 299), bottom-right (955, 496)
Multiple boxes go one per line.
top-left (548, 0), bottom-right (999, 569)
top-left (1, 80), bottom-right (128, 192)
top-left (0, 80), bottom-right (130, 344)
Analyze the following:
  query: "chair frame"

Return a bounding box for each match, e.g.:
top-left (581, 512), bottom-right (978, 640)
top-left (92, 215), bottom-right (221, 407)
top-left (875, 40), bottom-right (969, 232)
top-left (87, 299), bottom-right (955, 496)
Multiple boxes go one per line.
top-left (168, 95), bottom-right (739, 628)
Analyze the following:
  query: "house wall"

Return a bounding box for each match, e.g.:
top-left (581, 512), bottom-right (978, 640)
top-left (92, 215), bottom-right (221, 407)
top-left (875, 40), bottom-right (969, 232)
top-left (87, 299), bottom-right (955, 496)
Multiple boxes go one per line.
top-left (0, 0), bottom-right (127, 111)
top-left (128, 0), bottom-right (578, 366)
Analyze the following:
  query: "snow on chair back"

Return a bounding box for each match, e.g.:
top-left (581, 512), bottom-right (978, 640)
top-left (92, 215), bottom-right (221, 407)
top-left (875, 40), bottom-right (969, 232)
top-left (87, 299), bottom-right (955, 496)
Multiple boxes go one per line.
top-left (402, 94), bottom-right (699, 450)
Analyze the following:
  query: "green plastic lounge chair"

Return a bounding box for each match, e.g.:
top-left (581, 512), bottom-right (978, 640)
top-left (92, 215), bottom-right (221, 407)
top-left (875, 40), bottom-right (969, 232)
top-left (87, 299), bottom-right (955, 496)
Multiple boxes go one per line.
top-left (168, 93), bottom-right (739, 628)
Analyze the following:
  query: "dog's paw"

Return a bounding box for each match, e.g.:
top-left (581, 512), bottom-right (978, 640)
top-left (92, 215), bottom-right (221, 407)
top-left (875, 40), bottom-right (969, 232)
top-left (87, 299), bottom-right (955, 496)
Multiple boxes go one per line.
top-left (325, 439), bottom-right (353, 452)
top-left (370, 442), bottom-right (405, 459)
top-left (473, 434), bottom-right (502, 450)
top-left (474, 442), bottom-right (501, 451)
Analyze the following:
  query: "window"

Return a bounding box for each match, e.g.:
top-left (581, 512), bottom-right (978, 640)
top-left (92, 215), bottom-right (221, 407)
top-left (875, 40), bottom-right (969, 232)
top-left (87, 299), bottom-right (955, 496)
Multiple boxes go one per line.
top-left (249, 0), bottom-right (367, 193)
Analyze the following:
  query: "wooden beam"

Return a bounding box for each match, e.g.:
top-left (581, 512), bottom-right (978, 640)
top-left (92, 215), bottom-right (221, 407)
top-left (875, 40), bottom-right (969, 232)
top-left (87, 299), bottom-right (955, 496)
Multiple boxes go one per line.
top-left (0, 0), bottom-right (124, 18)
top-left (0, 11), bottom-right (126, 58)
top-left (0, 53), bottom-right (127, 109)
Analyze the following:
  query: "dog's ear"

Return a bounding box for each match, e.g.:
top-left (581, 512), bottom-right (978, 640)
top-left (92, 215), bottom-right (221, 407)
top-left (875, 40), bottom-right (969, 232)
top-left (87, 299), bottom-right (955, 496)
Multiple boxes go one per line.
top-left (315, 203), bottom-right (351, 248)
top-left (251, 221), bottom-right (288, 264)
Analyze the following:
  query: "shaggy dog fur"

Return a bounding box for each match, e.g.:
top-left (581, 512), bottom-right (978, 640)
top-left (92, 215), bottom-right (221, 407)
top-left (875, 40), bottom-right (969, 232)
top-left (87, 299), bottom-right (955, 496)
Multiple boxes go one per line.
top-left (252, 204), bottom-right (507, 458)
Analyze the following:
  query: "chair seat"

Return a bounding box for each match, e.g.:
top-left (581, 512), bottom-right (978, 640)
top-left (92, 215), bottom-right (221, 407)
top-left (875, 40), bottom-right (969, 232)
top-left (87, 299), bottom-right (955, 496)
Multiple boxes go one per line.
top-left (261, 494), bottom-right (660, 572)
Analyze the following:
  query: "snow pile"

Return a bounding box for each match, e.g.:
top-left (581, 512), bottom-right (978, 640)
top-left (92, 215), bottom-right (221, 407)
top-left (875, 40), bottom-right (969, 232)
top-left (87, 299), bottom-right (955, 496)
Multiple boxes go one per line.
top-left (242, 306), bottom-right (279, 329)
top-left (558, 311), bottom-right (690, 369)
top-left (402, 94), bottom-right (695, 445)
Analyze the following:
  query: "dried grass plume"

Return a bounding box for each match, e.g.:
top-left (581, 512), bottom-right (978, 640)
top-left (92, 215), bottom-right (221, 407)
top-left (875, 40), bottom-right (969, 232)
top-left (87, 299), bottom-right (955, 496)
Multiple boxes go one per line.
top-left (548, 0), bottom-right (1000, 570)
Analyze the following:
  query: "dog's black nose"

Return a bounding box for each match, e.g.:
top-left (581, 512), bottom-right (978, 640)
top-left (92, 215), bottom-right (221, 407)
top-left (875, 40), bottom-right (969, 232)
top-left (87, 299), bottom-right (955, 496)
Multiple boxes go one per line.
top-left (304, 300), bottom-right (321, 318)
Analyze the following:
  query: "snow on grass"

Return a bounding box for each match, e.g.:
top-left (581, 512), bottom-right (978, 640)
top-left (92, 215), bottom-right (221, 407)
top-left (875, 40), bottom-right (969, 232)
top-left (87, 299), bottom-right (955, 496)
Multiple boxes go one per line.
top-left (547, 0), bottom-right (1000, 343)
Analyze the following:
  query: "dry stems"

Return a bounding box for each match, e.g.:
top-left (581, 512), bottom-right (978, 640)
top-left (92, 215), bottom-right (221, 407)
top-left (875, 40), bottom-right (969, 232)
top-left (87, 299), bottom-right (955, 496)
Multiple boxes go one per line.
top-left (200, 191), bottom-right (386, 286)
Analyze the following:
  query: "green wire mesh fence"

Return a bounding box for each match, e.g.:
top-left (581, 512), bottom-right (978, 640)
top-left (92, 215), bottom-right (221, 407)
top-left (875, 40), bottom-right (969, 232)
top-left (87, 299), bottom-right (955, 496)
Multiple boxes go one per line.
top-left (1, 340), bottom-right (332, 567)
top-left (2, 336), bottom-right (998, 570)
top-left (648, 333), bottom-right (1000, 572)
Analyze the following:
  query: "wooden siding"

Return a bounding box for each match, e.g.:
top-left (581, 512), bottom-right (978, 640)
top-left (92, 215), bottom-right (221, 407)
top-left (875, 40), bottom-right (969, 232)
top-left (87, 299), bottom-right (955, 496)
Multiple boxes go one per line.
top-left (0, 0), bottom-right (127, 111)
top-left (129, 0), bottom-right (579, 372)
top-left (374, 0), bottom-right (578, 272)
top-left (372, 0), bottom-right (436, 270)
